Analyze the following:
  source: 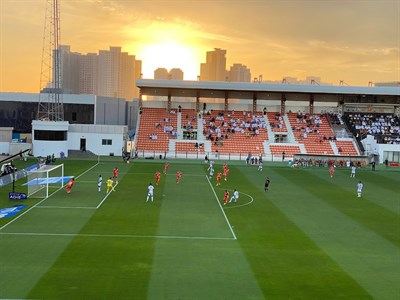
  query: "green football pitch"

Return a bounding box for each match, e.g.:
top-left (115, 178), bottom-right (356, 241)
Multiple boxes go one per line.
top-left (0, 157), bottom-right (399, 299)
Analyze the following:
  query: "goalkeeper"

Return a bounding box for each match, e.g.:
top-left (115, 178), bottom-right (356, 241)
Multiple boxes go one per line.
top-left (66, 177), bottom-right (75, 194)
top-left (106, 177), bottom-right (116, 193)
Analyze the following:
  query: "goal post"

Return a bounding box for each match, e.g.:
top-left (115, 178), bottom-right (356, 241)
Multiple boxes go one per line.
top-left (26, 164), bottom-right (64, 198)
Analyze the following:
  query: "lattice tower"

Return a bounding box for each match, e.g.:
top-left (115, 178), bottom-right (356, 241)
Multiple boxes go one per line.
top-left (37, 0), bottom-right (64, 121)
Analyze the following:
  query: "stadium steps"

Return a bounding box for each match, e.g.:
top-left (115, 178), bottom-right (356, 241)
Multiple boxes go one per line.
top-left (177, 112), bottom-right (182, 139)
top-left (203, 141), bottom-right (212, 153)
top-left (263, 141), bottom-right (271, 155)
top-left (197, 115), bottom-right (205, 141)
top-left (263, 114), bottom-right (275, 142)
top-left (330, 140), bottom-right (339, 155)
top-left (283, 114), bottom-right (296, 143)
top-left (68, 150), bottom-right (97, 158)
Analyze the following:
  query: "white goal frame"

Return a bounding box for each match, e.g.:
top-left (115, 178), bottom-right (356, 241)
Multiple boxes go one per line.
top-left (27, 164), bottom-right (64, 198)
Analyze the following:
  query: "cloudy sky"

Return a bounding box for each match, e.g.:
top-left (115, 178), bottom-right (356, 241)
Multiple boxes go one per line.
top-left (1, 0), bottom-right (399, 92)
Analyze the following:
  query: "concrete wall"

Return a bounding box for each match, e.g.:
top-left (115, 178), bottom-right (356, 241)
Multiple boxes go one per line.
top-left (68, 124), bottom-right (127, 156)
top-left (68, 131), bottom-right (124, 156)
top-left (0, 142), bottom-right (9, 155)
top-left (95, 96), bottom-right (126, 125)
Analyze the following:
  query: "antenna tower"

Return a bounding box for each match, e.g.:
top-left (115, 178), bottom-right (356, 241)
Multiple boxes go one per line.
top-left (37, 0), bottom-right (64, 121)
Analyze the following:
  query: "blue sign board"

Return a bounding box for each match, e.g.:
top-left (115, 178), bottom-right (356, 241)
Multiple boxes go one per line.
top-left (9, 192), bottom-right (27, 200)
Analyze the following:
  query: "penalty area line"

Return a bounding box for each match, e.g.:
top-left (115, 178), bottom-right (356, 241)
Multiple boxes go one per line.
top-left (0, 232), bottom-right (235, 241)
top-left (206, 175), bottom-right (237, 240)
top-left (36, 206), bottom-right (96, 210)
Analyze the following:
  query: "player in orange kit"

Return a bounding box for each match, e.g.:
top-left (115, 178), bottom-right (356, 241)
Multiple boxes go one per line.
top-left (176, 170), bottom-right (182, 183)
top-left (66, 177), bottom-right (75, 194)
top-left (223, 190), bottom-right (229, 205)
top-left (329, 165), bottom-right (335, 178)
top-left (224, 168), bottom-right (229, 181)
top-left (113, 167), bottom-right (119, 184)
top-left (216, 171), bottom-right (222, 186)
top-left (163, 162), bottom-right (170, 174)
top-left (155, 170), bottom-right (161, 186)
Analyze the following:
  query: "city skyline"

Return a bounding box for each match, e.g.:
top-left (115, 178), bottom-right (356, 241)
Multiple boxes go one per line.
top-left (1, 0), bottom-right (399, 93)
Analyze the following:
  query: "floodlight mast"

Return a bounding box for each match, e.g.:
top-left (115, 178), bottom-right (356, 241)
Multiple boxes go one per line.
top-left (37, 0), bottom-right (64, 122)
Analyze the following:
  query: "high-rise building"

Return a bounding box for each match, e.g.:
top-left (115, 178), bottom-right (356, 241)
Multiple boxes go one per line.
top-left (97, 47), bottom-right (136, 100)
top-left (169, 68), bottom-right (184, 80)
top-left (228, 63), bottom-right (251, 82)
top-left (56, 45), bottom-right (81, 94)
top-left (200, 48), bottom-right (227, 82)
top-left (79, 53), bottom-right (98, 95)
top-left (154, 68), bottom-right (169, 80)
top-left (57, 46), bottom-right (141, 100)
top-left (154, 68), bottom-right (184, 80)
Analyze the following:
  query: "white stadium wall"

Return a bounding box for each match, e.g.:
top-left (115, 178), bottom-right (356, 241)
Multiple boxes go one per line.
top-left (32, 121), bottom-right (69, 158)
top-left (0, 142), bottom-right (9, 155)
top-left (68, 124), bottom-right (127, 156)
top-left (33, 140), bottom-right (69, 158)
top-left (68, 131), bottom-right (125, 156)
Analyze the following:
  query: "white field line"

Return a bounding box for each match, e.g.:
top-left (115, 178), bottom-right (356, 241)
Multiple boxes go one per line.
top-left (125, 172), bottom-right (206, 177)
top-left (0, 231), bottom-right (234, 241)
top-left (75, 162), bottom-right (99, 179)
top-left (223, 191), bottom-right (254, 209)
top-left (206, 175), bottom-right (237, 240)
top-left (0, 161), bottom-right (99, 232)
top-left (75, 180), bottom-right (97, 183)
top-left (36, 206), bottom-right (96, 210)
top-left (96, 182), bottom-right (119, 209)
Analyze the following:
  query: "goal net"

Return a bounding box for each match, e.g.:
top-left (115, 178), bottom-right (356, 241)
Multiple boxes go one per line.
top-left (26, 164), bottom-right (65, 198)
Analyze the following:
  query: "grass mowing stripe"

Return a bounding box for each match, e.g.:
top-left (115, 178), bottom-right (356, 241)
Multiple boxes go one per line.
top-left (147, 239), bottom-right (265, 300)
top-left (27, 162), bottom-right (160, 299)
top-left (147, 164), bottom-right (264, 299)
top-left (300, 168), bottom-right (400, 246)
top-left (0, 232), bottom-right (233, 240)
top-left (332, 167), bottom-right (400, 214)
top-left (206, 175), bottom-right (237, 239)
top-left (227, 166), bottom-right (371, 299)
top-left (270, 167), bottom-right (400, 299)
top-left (0, 160), bottom-right (106, 298)
top-left (0, 235), bottom-right (78, 298)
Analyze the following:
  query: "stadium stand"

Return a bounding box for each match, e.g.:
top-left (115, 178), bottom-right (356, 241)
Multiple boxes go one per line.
top-left (344, 113), bottom-right (400, 144)
top-left (136, 107), bottom-right (177, 152)
top-left (175, 141), bottom-right (205, 154)
top-left (134, 107), bottom-right (380, 158)
top-left (269, 145), bottom-right (301, 158)
top-left (287, 112), bottom-right (335, 155)
top-left (203, 110), bottom-right (268, 155)
top-left (334, 140), bottom-right (359, 156)
top-left (266, 112), bottom-right (288, 132)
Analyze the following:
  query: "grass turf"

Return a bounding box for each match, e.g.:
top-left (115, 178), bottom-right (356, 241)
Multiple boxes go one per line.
top-left (0, 157), bottom-right (399, 299)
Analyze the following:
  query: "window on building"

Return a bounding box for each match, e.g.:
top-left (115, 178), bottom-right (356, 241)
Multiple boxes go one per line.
top-left (102, 139), bottom-right (112, 145)
top-left (34, 130), bottom-right (67, 141)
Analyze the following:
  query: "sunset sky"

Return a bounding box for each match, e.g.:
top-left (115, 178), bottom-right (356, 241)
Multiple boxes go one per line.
top-left (1, 0), bottom-right (399, 93)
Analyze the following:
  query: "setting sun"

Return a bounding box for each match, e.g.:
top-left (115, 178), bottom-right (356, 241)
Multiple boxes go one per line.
top-left (136, 40), bottom-right (201, 80)
top-left (126, 21), bottom-right (208, 80)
